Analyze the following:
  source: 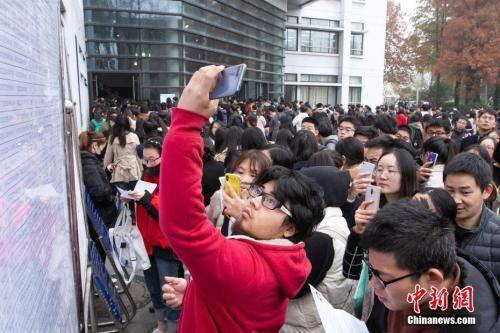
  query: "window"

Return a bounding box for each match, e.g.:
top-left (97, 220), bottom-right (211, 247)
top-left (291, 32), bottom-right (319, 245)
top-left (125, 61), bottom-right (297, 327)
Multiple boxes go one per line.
top-left (301, 74), bottom-right (338, 83)
top-left (284, 73), bottom-right (298, 81)
top-left (302, 17), bottom-right (339, 28)
top-left (301, 30), bottom-right (338, 53)
top-left (351, 33), bottom-right (364, 56)
top-left (349, 76), bottom-right (362, 84)
top-left (287, 16), bottom-right (299, 24)
top-left (351, 22), bottom-right (364, 31)
top-left (286, 28), bottom-right (298, 51)
top-left (300, 86), bottom-right (337, 105)
top-left (285, 85), bottom-right (297, 101)
top-left (349, 87), bottom-right (362, 103)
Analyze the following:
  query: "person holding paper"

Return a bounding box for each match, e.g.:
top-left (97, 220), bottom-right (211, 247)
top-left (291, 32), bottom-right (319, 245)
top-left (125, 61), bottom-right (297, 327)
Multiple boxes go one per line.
top-left (159, 65), bottom-right (325, 332)
top-left (127, 136), bottom-right (181, 333)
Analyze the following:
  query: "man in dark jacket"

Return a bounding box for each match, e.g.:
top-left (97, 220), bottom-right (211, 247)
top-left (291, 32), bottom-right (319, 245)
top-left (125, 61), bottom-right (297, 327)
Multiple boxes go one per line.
top-left (362, 199), bottom-right (500, 333)
top-left (444, 152), bottom-right (500, 282)
top-left (461, 109), bottom-right (497, 151)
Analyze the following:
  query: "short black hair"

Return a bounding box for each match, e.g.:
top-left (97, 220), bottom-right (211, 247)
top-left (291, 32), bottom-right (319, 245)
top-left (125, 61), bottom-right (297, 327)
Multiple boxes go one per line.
top-left (463, 144), bottom-right (492, 164)
top-left (355, 126), bottom-right (379, 140)
top-left (424, 118), bottom-right (451, 133)
top-left (338, 115), bottom-right (360, 130)
top-left (397, 125), bottom-right (411, 136)
top-left (317, 119), bottom-right (333, 137)
top-left (308, 150), bottom-right (343, 168)
top-left (422, 137), bottom-right (457, 164)
top-left (419, 188), bottom-right (457, 223)
top-left (444, 152), bottom-right (492, 191)
top-left (290, 130), bottom-right (319, 162)
top-left (241, 127), bottom-right (267, 151)
top-left (301, 117), bottom-right (319, 129)
top-left (478, 109), bottom-right (496, 119)
top-left (264, 144), bottom-right (294, 169)
top-left (374, 114), bottom-right (398, 135)
top-left (361, 199), bottom-right (456, 278)
top-left (335, 137), bottom-right (364, 167)
top-left (253, 166), bottom-right (325, 243)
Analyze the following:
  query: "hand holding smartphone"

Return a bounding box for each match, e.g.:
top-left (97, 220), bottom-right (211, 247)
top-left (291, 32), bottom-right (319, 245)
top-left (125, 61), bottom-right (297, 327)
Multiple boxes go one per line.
top-left (427, 152), bottom-right (439, 168)
top-left (209, 64), bottom-right (247, 100)
top-left (359, 161), bottom-right (375, 178)
top-left (224, 173), bottom-right (241, 197)
top-left (365, 185), bottom-right (381, 211)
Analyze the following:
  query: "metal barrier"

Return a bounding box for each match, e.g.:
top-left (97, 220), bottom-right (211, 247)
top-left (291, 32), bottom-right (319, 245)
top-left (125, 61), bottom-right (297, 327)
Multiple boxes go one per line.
top-left (84, 189), bottom-right (137, 332)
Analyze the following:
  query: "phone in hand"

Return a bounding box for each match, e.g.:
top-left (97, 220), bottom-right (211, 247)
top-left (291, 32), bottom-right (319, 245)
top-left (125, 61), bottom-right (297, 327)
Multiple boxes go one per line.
top-left (209, 64), bottom-right (247, 100)
top-left (224, 173), bottom-right (241, 197)
top-left (359, 161), bottom-right (376, 178)
top-left (427, 152), bottom-right (439, 167)
top-left (365, 185), bottom-right (381, 211)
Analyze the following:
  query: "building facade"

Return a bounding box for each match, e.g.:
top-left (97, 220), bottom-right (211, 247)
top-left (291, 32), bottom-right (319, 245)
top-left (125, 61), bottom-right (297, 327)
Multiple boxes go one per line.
top-left (284, 0), bottom-right (387, 107)
top-left (83, 0), bottom-right (286, 101)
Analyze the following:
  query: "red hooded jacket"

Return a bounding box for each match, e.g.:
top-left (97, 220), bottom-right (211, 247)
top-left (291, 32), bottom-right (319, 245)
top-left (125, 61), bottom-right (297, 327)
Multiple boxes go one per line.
top-left (136, 171), bottom-right (171, 255)
top-left (160, 108), bottom-right (311, 332)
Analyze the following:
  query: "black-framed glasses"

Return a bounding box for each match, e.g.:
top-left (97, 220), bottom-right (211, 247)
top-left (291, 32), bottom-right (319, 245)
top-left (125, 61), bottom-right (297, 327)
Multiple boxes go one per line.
top-left (248, 185), bottom-right (293, 218)
top-left (362, 258), bottom-right (422, 288)
top-left (142, 156), bottom-right (160, 166)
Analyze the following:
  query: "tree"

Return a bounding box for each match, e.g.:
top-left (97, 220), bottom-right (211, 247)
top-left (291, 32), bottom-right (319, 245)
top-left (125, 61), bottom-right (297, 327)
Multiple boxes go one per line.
top-left (384, 0), bottom-right (414, 91)
top-left (435, 0), bottom-right (500, 106)
top-left (407, 0), bottom-right (450, 106)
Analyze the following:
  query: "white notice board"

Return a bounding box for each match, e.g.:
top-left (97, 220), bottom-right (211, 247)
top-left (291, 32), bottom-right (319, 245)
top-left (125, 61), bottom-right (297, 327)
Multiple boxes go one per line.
top-left (0, 0), bottom-right (79, 331)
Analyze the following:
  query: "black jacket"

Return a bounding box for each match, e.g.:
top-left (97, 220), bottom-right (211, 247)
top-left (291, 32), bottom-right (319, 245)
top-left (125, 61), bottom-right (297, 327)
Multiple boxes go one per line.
top-left (81, 151), bottom-right (117, 227)
top-left (366, 251), bottom-right (500, 333)
top-left (460, 133), bottom-right (482, 151)
top-left (455, 205), bottom-right (500, 283)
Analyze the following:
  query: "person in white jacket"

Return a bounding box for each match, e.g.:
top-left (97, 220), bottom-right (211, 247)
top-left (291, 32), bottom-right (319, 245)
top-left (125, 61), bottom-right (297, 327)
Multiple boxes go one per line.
top-left (292, 105), bottom-right (311, 132)
top-left (281, 166), bottom-right (373, 333)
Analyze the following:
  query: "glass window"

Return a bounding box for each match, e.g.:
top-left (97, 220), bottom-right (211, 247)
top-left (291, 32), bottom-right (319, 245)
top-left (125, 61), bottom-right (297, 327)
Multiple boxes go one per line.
top-left (287, 16), bottom-right (298, 24)
top-left (284, 74), bottom-right (297, 81)
top-left (143, 73), bottom-right (179, 87)
top-left (350, 33), bottom-right (364, 55)
top-left (349, 87), bottom-right (362, 103)
top-left (349, 76), bottom-right (362, 84)
top-left (302, 17), bottom-right (340, 28)
top-left (301, 74), bottom-right (338, 83)
top-left (95, 57), bottom-right (140, 70)
top-left (351, 22), bottom-right (364, 31)
top-left (140, 14), bottom-right (182, 28)
top-left (139, 0), bottom-right (181, 12)
top-left (301, 30), bottom-right (338, 53)
top-left (300, 86), bottom-right (337, 105)
top-left (286, 29), bottom-right (298, 51)
top-left (285, 85), bottom-right (297, 101)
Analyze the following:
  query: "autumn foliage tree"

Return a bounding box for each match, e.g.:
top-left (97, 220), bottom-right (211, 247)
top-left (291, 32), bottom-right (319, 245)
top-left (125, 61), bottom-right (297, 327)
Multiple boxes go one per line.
top-left (384, 0), bottom-right (414, 91)
top-left (435, 0), bottom-right (500, 106)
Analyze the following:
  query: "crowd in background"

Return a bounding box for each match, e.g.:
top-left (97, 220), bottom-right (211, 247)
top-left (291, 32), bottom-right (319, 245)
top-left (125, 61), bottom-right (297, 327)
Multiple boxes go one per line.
top-left (79, 85), bottom-right (500, 333)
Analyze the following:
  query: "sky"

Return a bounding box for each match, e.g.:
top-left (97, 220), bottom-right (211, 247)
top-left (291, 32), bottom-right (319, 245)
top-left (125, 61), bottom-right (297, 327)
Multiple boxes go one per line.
top-left (394, 0), bottom-right (419, 28)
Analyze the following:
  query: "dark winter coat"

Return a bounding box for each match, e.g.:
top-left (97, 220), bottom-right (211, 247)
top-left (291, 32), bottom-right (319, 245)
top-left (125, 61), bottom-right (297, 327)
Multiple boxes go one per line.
top-left (80, 151), bottom-right (117, 227)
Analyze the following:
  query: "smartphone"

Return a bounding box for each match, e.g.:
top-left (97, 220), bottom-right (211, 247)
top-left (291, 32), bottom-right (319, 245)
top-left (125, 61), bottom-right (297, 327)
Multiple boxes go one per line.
top-left (209, 64), bottom-right (247, 100)
top-left (427, 152), bottom-right (439, 167)
top-left (359, 161), bottom-right (375, 178)
top-left (365, 185), bottom-right (381, 211)
top-left (224, 173), bottom-right (241, 197)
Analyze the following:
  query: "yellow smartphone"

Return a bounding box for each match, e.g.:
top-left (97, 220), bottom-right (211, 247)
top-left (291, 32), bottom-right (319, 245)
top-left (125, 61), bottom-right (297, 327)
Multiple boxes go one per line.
top-left (224, 173), bottom-right (241, 197)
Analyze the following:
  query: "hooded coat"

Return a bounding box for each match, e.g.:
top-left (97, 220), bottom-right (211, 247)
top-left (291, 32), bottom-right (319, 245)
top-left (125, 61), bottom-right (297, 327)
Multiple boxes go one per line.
top-left (160, 108), bottom-right (311, 332)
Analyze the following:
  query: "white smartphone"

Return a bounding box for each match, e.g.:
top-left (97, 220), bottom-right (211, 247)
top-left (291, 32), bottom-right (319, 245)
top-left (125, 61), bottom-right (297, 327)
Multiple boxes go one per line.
top-left (209, 64), bottom-right (247, 100)
top-left (359, 161), bottom-right (375, 177)
top-left (365, 185), bottom-right (381, 211)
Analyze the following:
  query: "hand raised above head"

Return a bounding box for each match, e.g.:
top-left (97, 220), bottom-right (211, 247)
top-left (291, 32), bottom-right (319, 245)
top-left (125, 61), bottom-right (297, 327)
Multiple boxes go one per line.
top-left (178, 65), bottom-right (225, 119)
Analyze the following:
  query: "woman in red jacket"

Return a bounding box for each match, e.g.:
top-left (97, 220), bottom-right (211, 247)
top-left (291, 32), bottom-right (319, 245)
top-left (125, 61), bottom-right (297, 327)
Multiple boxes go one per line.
top-left (128, 137), bottom-right (180, 333)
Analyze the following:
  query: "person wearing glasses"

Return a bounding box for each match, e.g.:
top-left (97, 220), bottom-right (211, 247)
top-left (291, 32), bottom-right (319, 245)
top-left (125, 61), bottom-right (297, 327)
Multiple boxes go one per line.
top-left (361, 199), bottom-right (500, 332)
top-left (344, 148), bottom-right (417, 280)
top-left (337, 115), bottom-right (360, 141)
top-left (158, 65), bottom-right (325, 333)
top-left (127, 137), bottom-right (182, 333)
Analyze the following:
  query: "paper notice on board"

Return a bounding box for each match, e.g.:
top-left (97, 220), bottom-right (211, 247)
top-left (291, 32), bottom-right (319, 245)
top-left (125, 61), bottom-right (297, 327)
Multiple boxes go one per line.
top-left (310, 285), bottom-right (369, 333)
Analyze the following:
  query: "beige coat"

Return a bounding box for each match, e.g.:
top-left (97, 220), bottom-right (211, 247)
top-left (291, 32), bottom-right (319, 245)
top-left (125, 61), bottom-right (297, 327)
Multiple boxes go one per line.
top-left (281, 207), bottom-right (373, 333)
top-left (103, 132), bottom-right (142, 183)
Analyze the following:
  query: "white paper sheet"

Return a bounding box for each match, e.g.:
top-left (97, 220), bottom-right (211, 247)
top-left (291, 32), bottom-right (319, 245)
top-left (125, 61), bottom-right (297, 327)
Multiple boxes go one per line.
top-left (310, 285), bottom-right (369, 333)
top-left (118, 180), bottom-right (158, 199)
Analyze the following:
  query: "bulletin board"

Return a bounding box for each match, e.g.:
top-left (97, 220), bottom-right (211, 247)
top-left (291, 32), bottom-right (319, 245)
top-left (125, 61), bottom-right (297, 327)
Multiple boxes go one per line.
top-left (0, 0), bottom-right (80, 331)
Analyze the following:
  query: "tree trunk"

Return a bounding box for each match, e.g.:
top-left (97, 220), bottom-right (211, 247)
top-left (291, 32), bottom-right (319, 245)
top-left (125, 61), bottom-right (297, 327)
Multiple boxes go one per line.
top-left (435, 73), bottom-right (441, 106)
top-left (454, 77), bottom-right (461, 107)
top-left (494, 76), bottom-right (500, 109)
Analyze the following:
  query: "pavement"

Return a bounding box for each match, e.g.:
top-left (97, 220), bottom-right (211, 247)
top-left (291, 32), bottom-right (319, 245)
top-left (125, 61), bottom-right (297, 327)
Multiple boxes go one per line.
top-left (93, 270), bottom-right (156, 333)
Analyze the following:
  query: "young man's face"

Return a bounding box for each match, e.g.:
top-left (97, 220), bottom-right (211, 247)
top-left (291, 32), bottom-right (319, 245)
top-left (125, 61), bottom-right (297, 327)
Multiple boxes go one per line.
top-left (396, 130), bottom-right (411, 144)
top-left (355, 134), bottom-right (369, 144)
top-left (444, 173), bottom-right (489, 225)
top-left (456, 119), bottom-right (467, 132)
top-left (338, 121), bottom-right (356, 140)
top-left (368, 250), bottom-right (420, 311)
top-left (232, 181), bottom-right (295, 240)
top-left (425, 126), bottom-right (449, 140)
top-left (477, 113), bottom-right (496, 134)
top-left (301, 122), bottom-right (318, 136)
top-left (364, 147), bottom-right (384, 165)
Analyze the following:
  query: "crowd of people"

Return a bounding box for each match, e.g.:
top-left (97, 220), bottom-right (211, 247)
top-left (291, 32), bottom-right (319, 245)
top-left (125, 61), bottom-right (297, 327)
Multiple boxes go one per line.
top-left (80, 65), bottom-right (500, 333)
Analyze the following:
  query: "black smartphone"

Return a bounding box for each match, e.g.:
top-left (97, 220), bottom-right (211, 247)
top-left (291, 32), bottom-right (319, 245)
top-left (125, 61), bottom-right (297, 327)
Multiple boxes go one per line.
top-left (209, 64), bottom-right (247, 100)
